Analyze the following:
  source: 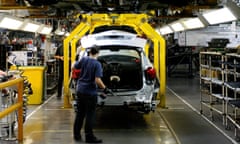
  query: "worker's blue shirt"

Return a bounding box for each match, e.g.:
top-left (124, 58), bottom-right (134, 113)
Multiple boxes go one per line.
top-left (74, 57), bottom-right (103, 96)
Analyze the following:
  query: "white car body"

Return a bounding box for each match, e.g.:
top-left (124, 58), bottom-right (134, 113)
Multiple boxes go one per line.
top-left (78, 30), bottom-right (160, 113)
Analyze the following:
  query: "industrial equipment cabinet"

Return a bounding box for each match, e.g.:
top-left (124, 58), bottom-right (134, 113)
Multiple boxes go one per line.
top-left (200, 51), bottom-right (240, 140)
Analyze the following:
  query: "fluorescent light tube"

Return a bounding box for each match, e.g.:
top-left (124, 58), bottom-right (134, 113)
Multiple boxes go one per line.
top-left (39, 26), bottom-right (52, 35)
top-left (159, 26), bottom-right (173, 35)
top-left (0, 16), bottom-right (23, 30)
top-left (21, 20), bottom-right (41, 32)
top-left (170, 22), bottom-right (185, 32)
top-left (203, 7), bottom-right (237, 25)
top-left (55, 28), bottom-right (65, 35)
top-left (182, 18), bottom-right (205, 29)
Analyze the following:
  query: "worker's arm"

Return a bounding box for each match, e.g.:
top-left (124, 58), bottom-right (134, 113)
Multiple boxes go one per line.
top-left (95, 77), bottom-right (106, 89)
top-left (54, 55), bottom-right (64, 61)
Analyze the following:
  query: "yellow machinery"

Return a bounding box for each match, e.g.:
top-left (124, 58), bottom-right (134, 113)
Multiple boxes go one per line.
top-left (62, 13), bottom-right (166, 108)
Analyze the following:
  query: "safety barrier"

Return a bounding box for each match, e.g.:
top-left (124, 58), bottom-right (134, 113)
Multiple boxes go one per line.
top-left (0, 78), bottom-right (24, 142)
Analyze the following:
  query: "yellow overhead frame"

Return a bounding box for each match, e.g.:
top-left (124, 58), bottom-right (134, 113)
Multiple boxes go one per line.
top-left (62, 13), bottom-right (166, 108)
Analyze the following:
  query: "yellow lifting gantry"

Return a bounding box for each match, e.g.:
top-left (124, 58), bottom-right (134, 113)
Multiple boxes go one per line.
top-left (62, 13), bottom-right (166, 108)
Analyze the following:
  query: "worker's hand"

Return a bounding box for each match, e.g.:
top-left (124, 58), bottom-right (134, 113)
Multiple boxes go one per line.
top-left (60, 56), bottom-right (64, 61)
top-left (99, 93), bottom-right (107, 99)
top-left (103, 87), bottom-right (112, 95)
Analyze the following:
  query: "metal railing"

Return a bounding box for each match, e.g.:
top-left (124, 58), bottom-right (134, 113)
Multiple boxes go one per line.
top-left (0, 78), bottom-right (24, 143)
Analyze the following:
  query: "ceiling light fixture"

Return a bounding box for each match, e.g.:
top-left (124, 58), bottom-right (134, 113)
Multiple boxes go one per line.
top-left (202, 7), bottom-right (237, 25)
top-left (54, 28), bottom-right (65, 36)
top-left (38, 25), bottom-right (52, 35)
top-left (170, 22), bottom-right (185, 32)
top-left (159, 26), bottom-right (173, 35)
top-left (21, 20), bottom-right (41, 33)
top-left (0, 15), bottom-right (23, 30)
top-left (181, 18), bottom-right (205, 30)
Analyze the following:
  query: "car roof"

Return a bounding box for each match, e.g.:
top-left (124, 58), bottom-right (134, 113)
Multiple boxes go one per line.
top-left (81, 30), bottom-right (147, 48)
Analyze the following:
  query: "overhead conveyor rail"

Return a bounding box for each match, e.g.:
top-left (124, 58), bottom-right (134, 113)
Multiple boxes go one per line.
top-left (61, 13), bottom-right (166, 108)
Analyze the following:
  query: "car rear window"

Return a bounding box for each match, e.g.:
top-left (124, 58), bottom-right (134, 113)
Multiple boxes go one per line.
top-left (99, 49), bottom-right (140, 58)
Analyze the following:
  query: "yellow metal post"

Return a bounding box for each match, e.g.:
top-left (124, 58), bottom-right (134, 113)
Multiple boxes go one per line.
top-left (71, 39), bottom-right (77, 64)
top-left (144, 42), bottom-right (150, 57)
top-left (153, 39), bottom-right (159, 79)
top-left (137, 22), bottom-right (166, 108)
top-left (63, 37), bottom-right (71, 108)
top-left (63, 22), bottom-right (90, 108)
top-left (159, 37), bottom-right (166, 107)
top-left (17, 79), bottom-right (24, 142)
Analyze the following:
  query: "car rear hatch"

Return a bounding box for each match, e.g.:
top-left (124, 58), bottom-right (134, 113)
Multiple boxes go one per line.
top-left (81, 30), bottom-right (147, 92)
top-left (98, 46), bottom-right (143, 91)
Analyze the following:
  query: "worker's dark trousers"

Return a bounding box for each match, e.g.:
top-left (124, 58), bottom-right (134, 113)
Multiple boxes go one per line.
top-left (57, 63), bottom-right (63, 97)
top-left (73, 95), bottom-right (97, 137)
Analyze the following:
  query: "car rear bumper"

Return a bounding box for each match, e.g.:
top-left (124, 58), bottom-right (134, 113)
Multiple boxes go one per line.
top-left (97, 91), bottom-right (160, 113)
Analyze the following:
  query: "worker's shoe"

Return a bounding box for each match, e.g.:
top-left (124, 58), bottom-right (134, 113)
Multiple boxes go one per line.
top-left (56, 95), bottom-right (61, 99)
top-left (74, 135), bottom-right (81, 141)
top-left (85, 135), bottom-right (102, 143)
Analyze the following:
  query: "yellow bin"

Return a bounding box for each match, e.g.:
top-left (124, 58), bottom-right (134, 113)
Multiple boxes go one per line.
top-left (11, 66), bottom-right (45, 104)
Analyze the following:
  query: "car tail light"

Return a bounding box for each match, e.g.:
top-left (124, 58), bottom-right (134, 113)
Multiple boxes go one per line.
top-left (135, 58), bottom-right (140, 63)
top-left (145, 67), bottom-right (156, 80)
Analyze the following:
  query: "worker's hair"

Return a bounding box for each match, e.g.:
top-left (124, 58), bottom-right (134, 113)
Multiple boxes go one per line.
top-left (89, 45), bottom-right (100, 55)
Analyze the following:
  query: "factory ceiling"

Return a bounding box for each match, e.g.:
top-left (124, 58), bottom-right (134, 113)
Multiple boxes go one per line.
top-left (0, 0), bottom-right (227, 31)
top-left (1, 0), bottom-right (220, 19)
